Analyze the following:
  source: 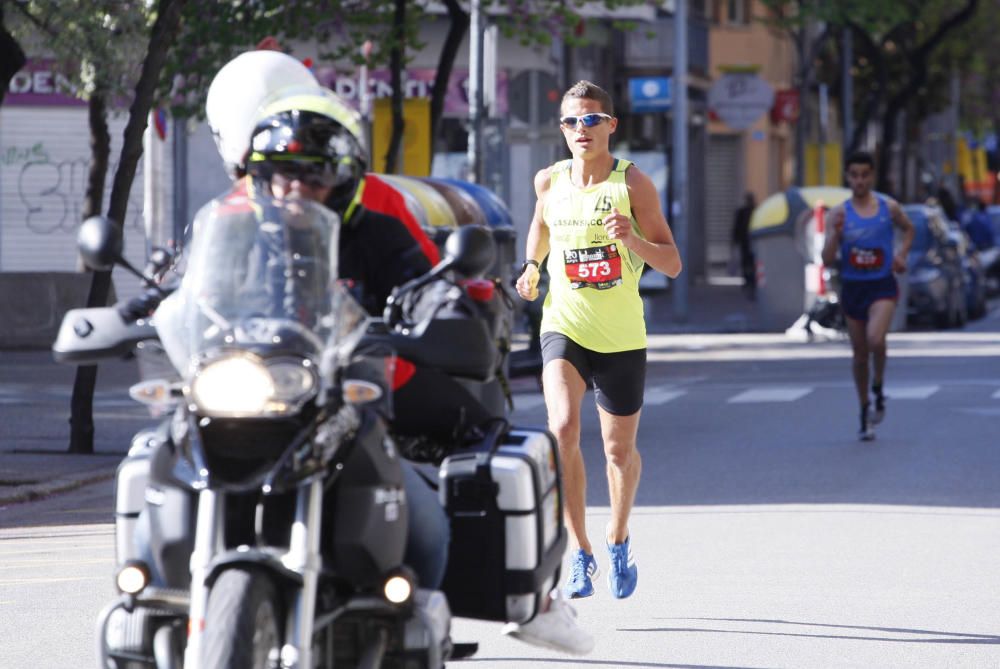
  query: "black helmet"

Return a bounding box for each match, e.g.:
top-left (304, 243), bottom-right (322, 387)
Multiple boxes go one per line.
top-left (247, 88), bottom-right (366, 210)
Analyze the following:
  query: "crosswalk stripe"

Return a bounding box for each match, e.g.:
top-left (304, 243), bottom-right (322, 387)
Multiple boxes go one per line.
top-left (644, 387), bottom-right (686, 405)
top-left (728, 386), bottom-right (813, 403)
top-left (885, 385), bottom-right (939, 400)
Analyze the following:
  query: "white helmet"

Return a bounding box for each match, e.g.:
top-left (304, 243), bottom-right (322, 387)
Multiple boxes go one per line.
top-left (206, 50), bottom-right (318, 177)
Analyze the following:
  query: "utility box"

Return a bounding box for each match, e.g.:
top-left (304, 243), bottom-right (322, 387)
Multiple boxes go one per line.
top-left (751, 187), bottom-right (850, 331)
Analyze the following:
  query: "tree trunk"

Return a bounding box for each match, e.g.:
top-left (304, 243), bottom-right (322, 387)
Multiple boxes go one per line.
top-left (67, 92), bottom-right (112, 454)
top-left (429, 0), bottom-right (469, 152)
top-left (384, 0), bottom-right (406, 173)
top-left (68, 0), bottom-right (188, 453)
top-left (0, 2), bottom-right (27, 108)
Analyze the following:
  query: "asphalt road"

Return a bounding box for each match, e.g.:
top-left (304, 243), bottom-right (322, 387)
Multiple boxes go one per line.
top-left (3, 316), bottom-right (1000, 668)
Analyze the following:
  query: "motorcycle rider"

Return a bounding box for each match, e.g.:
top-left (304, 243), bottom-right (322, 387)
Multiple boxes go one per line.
top-left (245, 86), bottom-right (594, 655)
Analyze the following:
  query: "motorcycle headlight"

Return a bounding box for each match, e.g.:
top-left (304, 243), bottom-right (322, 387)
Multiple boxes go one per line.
top-left (189, 354), bottom-right (317, 417)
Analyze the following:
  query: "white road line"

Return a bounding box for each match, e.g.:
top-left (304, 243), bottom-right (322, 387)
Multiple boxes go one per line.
top-left (885, 385), bottom-right (940, 400)
top-left (644, 387), bottom-right (686, 405)
top-left (727, 386), bottom-right (813, 403)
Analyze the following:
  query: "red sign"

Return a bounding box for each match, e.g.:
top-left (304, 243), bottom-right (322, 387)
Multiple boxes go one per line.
top-left (771, 89), bottom-right (800, 124)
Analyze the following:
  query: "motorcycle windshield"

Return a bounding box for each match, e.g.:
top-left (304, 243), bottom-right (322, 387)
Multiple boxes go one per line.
top-left (155, 194), bottom-right (366, 376)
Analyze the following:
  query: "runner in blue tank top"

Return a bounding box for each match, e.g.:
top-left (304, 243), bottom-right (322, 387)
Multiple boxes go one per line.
top-left (822, 151), bottom-right (914, 441)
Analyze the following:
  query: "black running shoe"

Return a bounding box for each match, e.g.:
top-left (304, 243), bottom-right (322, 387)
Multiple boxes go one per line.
top-left (872, 391), bottom-right (886, 425)
top-left (859, 403), bottom-right (875, 441)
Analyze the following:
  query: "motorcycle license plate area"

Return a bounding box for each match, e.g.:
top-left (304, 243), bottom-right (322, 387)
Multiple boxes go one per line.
top-left (438, 429), bottom-right (565, 623)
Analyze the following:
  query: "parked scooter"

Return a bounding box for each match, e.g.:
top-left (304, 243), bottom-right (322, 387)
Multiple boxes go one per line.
top-left (54, 193), bottom-right (565, 668)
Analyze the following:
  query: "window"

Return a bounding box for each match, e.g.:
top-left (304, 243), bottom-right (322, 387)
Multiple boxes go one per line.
top-left (728, 0), bottom-right (750, 25)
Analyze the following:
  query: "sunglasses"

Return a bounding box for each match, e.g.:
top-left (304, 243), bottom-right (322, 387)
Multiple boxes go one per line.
top-left (559, 113), bottom-right (613, 129)
top-left (269, 160), bottom-right (337, 189)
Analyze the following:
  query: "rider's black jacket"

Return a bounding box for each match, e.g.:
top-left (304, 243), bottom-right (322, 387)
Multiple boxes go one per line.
top-left (339, 204), bottom-right (432, 316)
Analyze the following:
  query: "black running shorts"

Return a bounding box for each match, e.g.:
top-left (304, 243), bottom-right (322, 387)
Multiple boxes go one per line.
top-left (540, 331), bottom-right (646, 416)
top-left (839, 275), bottom-right (898, 321)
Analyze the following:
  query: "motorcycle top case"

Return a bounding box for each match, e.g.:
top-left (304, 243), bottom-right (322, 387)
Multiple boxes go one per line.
top-left (438, 428), bottom-right (566, 623)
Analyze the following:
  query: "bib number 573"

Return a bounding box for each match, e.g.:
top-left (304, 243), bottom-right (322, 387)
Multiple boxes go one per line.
top-left (576, 260), bottom-right (612, 278)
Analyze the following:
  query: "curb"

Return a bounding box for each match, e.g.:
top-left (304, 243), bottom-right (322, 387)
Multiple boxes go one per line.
top-left (0, 470), bottom-right (116, 507)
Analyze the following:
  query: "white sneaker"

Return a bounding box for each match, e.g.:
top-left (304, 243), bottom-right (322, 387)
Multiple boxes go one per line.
top-left (501, 591), bottom-right (594, 655)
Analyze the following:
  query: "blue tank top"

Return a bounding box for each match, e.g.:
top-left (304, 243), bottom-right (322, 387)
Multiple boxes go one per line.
top-left (839, 197), bottom-right (894, 281)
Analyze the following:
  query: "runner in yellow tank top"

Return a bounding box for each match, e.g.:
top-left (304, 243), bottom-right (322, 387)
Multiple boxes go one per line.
top-left (512, 81), bottom-right (681, 615)
top-left (540, 157), bottom-right (646, 352)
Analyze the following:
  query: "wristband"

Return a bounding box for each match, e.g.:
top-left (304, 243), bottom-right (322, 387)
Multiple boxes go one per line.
top-left (520, 259), bottom-right (540, 274)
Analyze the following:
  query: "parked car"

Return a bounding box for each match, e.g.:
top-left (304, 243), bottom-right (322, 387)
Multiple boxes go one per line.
top-left (903, 204), bottom-right (967, 328)
top-left (981, 205), bottom-right (1000, 294)
top-left (945, 219), bottom-right (988, 320)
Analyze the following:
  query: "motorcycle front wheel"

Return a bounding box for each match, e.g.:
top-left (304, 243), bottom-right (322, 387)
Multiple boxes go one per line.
top-left (200, 567), bottom-right (283, 669)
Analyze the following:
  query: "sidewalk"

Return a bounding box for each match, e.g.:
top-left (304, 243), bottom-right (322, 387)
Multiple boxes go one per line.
top-left (0, 279), bottom-right (765, 510)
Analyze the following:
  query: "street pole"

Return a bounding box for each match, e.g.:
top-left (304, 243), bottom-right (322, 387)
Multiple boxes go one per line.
top-left (672, 0), bottom-right (688, 321)
top-left (467, 0), bottom-right (484, 183)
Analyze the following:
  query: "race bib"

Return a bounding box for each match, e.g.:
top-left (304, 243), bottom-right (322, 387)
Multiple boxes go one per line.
top-left (848, 246), bottom-right (885, 272)
top-left (564, 244), bottom-right (623, 290)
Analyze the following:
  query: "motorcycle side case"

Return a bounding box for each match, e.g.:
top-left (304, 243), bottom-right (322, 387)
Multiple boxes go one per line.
top-left (438, 428), bottom-right (566, 623)
top-left (114, 429), bottom-right (162, 564)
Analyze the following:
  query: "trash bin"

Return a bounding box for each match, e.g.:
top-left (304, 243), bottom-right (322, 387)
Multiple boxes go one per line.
top-left (751, 187), bottom-right (847, 331)
top-left (438, 178), bottom-right (517, 289)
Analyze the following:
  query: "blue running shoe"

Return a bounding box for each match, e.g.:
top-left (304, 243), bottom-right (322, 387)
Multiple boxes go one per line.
top-left (607, 536), bottom-right (638, 599)
top-left (563, 549), bottom-right (599, 599)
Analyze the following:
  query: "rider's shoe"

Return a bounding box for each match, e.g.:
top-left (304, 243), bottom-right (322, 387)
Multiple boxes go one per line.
top-left (859, 403), bottom-right (875, 441)
top-left (607, 534), bottom-right (638, 599)
top-left (563, 549), bottom-right (599, 599)
top-left (872, 389), bottom-right (886, 425)
top-left (501, 590), bottom-right (594, 655)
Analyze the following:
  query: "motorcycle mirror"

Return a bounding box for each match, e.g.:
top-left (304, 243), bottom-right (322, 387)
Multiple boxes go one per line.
top-left (77, 216), bottom-right (168, 294)
top-left (443, 225), bottom-right (496, 278)
top-left (78, 216), bottom-right (124, 271)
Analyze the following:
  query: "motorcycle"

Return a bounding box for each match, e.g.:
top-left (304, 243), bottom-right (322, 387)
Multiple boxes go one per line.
top-left (54, 192), bottom-right (566, 668)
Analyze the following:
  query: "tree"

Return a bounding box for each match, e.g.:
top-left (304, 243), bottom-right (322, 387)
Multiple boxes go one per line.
top-left (9, 0), bottom-right (188, 453)
top-left (761, 0), bottom-right (978, 194)
top-left (0, 1), bottom-right (27, 107)
top-left (164, 0), bottom-right (651, 172)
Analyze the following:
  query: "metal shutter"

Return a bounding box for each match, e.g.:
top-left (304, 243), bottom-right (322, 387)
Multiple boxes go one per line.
top-left (704, 133), bottom-right (743, 272)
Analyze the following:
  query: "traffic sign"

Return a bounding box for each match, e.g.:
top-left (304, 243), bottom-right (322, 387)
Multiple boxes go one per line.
top-left (708, 72), bottom-right (774, 130)
top-left (629, 76), bottom-right (671, 113)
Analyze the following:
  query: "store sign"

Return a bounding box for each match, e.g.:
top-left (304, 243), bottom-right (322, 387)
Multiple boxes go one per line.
top-left (708, 72), bottom-right (774, 130)
top-left (629, 76), bottom-right (671, 113)
top-left (316, 67), bottom-right (508, 116)
top-left (5, 60), bottom-right (85, 107)
top-left (771, 88), bottom-right (800, 124)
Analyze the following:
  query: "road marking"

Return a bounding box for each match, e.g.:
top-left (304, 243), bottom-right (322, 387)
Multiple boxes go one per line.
top-left (644, 387), bottom-right (686, 405)
top-left (885, 385), bottom-right (939, 400)
top-left (0, 576), bottom-right (105, 585)
top-left (2, 557), bottom-right (109, 568)
top-left (727, 386), bottom-right (813, 403)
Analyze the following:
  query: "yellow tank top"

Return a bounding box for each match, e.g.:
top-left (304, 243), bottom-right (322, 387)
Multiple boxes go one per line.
top-left (540, 158), bottom-right (646, 352)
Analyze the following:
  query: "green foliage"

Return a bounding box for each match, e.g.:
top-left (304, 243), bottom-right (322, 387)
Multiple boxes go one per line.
top-left (7, 0), bottom-right (155, 107)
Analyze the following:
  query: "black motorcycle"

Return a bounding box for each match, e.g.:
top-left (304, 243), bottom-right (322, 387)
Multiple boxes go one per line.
top-left (54, 193), bottom-right (565, 668)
